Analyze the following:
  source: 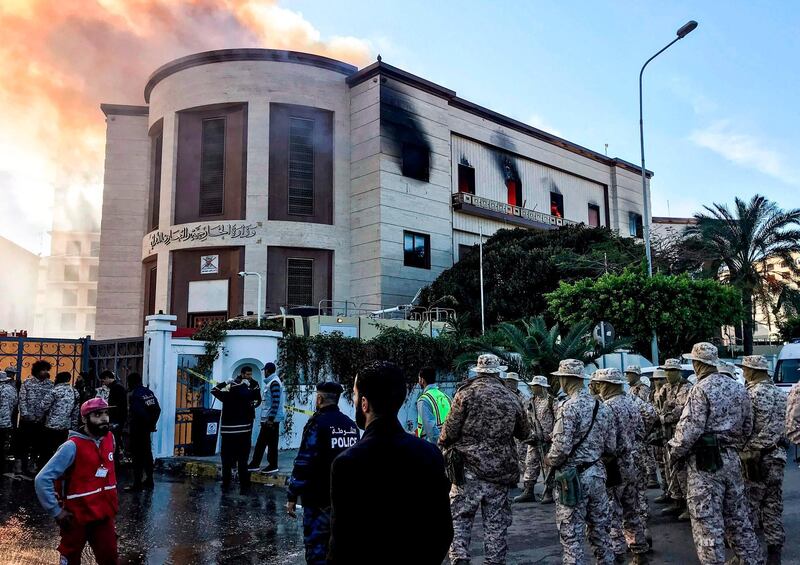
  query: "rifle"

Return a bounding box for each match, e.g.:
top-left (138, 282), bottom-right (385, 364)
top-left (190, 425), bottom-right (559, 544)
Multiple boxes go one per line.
top-left (530, 396), bottom-right (553, 501)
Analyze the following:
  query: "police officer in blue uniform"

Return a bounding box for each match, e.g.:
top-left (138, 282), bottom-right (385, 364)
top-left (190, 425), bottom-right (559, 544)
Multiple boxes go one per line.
top-left (286, 382), bottom-right (359, 565)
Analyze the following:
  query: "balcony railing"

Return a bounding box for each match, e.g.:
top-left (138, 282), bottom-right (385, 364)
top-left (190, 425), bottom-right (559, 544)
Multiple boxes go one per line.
top-left (452, 193), bottom-right (579, 230)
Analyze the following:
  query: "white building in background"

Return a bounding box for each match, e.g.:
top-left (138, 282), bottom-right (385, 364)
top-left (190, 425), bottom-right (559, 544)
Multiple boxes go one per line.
top-left (0, 236), bottom-right (39, 333)
top-left (96, 48), bottom-right (649, 339)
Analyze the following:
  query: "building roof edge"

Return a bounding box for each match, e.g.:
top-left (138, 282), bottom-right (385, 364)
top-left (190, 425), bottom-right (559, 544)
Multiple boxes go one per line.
top-left (100, 104), bottom-right (149, 117)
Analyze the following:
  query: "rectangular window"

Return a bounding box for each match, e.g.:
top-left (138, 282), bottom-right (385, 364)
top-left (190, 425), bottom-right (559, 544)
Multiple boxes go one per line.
top-left (63, 289), bottom-right (78, 307)
top-left (87, 289), bottom-right (97, 307)
top-left (506, 178), bottom-right (522, 207)
top-left (64, 265), bottom-right (79, 282)
top-left (85, 313), bottom-right (95, 332)
top-left (66, 241), bottom-right (81, 256)
top-left (458, 164), bottom-right (475, 194)
top-left (402, 143), bottom-right (429, 182)
top-left (90, 240), bottom-right (100, 257)
top-left (550, 192), bottom-right (564, 218)
top-left (404, 231), bottom-right (431, 270)
top-left (199, 118), bottom-right (226, 216)
top-left (89, 265), bottom-right (98, 281)
top-left (629, 212), bottom-right (644, 238)
top-left (61, 313), bottom-right (76, 331)
top-left (288, 117), bottom-right (315, 216)
top-left (458, 244), bottom-right (475, 261)
top-left (588, 204), bottom-right (601, 228)
top-left (287, 258), bottom-right (314, 306)
top-left (149, 132), bottom-right (163, 230)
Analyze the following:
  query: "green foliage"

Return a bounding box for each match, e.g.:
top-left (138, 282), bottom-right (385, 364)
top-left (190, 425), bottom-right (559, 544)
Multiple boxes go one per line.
top-left (191, 318), bottom-right (284, 375)
top-left (422, 226), bottom-right (645, 334)
top-left (546, 270), bottom-right (742, 359)
top-left (778, 317), bottom-right (800, 342)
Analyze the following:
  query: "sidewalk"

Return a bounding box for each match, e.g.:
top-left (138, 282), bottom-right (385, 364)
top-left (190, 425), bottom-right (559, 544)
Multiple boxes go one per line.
top-left (156, 448), bottom-right (298, 487)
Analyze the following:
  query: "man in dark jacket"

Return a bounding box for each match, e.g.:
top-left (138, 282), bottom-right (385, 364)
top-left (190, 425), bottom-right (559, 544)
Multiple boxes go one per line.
top-left (125, 373), bottom-right (161, 491)
top-left (286, 382), bottom-right (358, 564)
top-left (328, 361), bottom-right (453, 565)
top-left (211, 367), bottom-right (261, 494)
top-left (99, 370), bottom-right (127, 465)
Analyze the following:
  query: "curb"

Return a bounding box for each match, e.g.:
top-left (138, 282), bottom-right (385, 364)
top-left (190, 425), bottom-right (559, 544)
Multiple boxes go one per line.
top-left (156, 458), bottom-right (290, 487)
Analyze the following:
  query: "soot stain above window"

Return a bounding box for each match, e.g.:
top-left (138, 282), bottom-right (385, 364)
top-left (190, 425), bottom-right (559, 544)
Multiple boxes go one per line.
top-left (380, 85), bottom-right (431, 182)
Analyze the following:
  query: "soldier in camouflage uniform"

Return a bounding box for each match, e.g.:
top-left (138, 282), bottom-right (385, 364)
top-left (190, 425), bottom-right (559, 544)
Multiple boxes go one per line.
top-left (648, 369), bottom-right (669, 496)
top-left (592, 368), bottom-right (649, 563)
top-left (515, 375), bottom-right (556, 504)
top-left (739, 355), bottom-right (787, 564)
top-left (667, 342), bottom-right (763, 565)
top-left (626, 366), bottom-right (659, 488)
top-left (654, 358), bottom-right (692, 518)
top-left (630, 384), bottom-right (658, 548)
top-left (787, 381), bottom-right (800, 445)
top-left (440, 354), bottom-right (530, 565)
top-left (545, 359), bottom-right (616, 565)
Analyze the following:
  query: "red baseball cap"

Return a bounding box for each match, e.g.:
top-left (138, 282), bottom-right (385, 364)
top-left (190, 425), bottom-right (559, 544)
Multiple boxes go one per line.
top-left (80, 397), bottom-right (112, 418)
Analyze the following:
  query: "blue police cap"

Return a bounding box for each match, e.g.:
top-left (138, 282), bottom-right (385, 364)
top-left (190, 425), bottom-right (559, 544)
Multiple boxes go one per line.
top-left (317, 381), bottom-right (344, 395)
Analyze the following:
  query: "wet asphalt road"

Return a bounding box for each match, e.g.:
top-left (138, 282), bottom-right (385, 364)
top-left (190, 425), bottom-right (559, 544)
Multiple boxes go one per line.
top-left (0, 462), bottom-right (798, 564)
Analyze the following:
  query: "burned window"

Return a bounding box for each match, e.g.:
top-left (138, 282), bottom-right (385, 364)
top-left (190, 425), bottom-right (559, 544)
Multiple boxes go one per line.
top-left (458, 164), bottom-right (475, 194)
top-left (550, 192), bottom-right (564, 218)
top-left (501, 157), bottom-right (522, 206)
top-left (404, 231), bottom-right (430, 269)
top-left (588, 204), bottom-right (601, 227)
top-left (287, 258), bottom-right (314, 306)
top-left (629, 212), bottom-right (644, 238)
top-left (199, 118), bottom-right (226, 216)
top-left (402, 143), bottom-right (429, 182)
top-left (288, 117), bottom-right (315, 216)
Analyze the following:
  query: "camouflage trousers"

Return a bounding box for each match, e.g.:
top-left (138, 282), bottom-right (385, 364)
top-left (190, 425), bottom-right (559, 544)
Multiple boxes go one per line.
top-left (554, 469), bottom-right (613, 565)
top-left (655, 445), bottom-right (668, 492)
top-left (666, 450), bottom-right (688, 501)
top-left (517, 440), bottom-right (527, 479)
top-left (686, 450), bottom-right (763, 565)
top-left (449, 476), bottom-right (512, 565)
top-left (608, 479), bottom-right (648, 555)
top-left (302, 506), bottom-right (331, 565)
top-left (523, 444), bottom-right (545, 486)
top-left (744, 453), bottom-right (786, 547)
top-left (645, 446), bottom-right (658, 481)
top-left (632, 446), bottom-right (651, 531)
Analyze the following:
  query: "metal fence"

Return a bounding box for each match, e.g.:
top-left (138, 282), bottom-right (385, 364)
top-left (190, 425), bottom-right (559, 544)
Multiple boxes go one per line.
top-left (174, 354), bottom-right (212, 456)
top-left (0, 336), bottom-right (89, 382)
top-left (86, 337), bottom-right (144, 390)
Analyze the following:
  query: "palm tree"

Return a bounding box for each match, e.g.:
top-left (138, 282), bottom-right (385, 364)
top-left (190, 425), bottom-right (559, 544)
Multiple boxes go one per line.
top-left (685, 195), bottom-right (800, 354)
top-left (454, 316), bottom-right (629, 379)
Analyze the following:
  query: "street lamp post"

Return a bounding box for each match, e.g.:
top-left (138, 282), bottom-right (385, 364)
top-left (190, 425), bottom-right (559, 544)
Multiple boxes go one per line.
top-left (639, 19), bottom-right (698, 365)
top-left (238, 271), bottom-right (263, 327)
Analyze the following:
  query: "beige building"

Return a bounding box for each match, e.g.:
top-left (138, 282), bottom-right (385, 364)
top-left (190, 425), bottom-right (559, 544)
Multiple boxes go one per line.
top-left (96, 49), bottom-right (649, 339)
top-left (0, 236), bottom-right (39, 333)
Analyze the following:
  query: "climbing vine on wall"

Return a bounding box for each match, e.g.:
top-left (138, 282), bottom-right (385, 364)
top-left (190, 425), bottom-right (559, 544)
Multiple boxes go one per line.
top-left (191, 318), bottom-right (284, 376)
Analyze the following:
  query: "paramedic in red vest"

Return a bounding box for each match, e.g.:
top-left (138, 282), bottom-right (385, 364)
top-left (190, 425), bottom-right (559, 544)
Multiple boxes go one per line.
top-left (34, 397), bottom-right (118, 564)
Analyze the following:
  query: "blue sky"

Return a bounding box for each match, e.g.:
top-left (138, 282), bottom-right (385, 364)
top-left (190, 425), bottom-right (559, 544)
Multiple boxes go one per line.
top-left (286, 0), bottom-right (800, 218)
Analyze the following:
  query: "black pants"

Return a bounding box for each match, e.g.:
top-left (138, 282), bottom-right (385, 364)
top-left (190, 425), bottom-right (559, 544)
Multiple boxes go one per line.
top-left (0, 428), bottom-right (10, 473)
top-left (221, 432), bottom-right (251, 491)
top-left (129, 429), bottom-right (154, 486)
top-left (249, 421), bottom-right (279, 469)
top-left (15, 420), bottom-right (43, 470)
top-left (41, 428), bottom-right (69, 465)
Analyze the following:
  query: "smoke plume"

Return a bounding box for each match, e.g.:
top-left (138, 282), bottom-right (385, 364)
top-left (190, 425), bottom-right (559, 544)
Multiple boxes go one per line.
top-left (0, 0), bottom-right (372, 252)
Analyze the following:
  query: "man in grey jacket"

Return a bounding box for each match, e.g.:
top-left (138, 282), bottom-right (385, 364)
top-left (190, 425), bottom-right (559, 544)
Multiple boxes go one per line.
top-left (17, 360), bottom-right (54, 476)
top-left (41, 371), bottom-right (80, 464)
top-left (0, 371), bottom-right (18, 475)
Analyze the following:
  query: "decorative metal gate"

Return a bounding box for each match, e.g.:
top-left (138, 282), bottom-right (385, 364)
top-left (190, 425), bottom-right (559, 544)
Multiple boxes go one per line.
top-left (174, 354), bottom-right (212, 456)
top-left (86, 338), bottom-right (144, 390)
top-left (0, 336), bottom-right (89, 382)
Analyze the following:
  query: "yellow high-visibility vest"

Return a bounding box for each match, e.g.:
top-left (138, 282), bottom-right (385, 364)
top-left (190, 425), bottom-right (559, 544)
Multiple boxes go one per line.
top-left (416, 386), bottom-right (452, 439)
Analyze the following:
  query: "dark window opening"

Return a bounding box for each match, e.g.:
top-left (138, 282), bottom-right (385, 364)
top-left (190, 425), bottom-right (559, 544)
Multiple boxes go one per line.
top-left (550, 192), bottom-right (564, 218)
top-left (64, 265), bottom-right (79, 282)
top-left (506, 179), bottom-right (522, 207)
top-left (199, 118), bottom-right (226, 216)
top-left (588, 204), bottom-right (601, 227)
top-left (288, 117), bottom-right (315, 216)
top-left (287, 258), bottom-right (314, 306)
top-left (458, 164), bottom-right (475, 194)
top-left (89, 265), bottom-right (98, 281)
top-left (629, 212), bottom-right (644, 238)
top-left (404, 231), bottom-right (431, 269)
top-left (402, 143), bottom-right (429, 182)
top-left (149, 133), bottom-right (163, 230)
top-left (458, 244), bottom-right (475, 261)
top-left (66, 241), bottom-right (81, 256)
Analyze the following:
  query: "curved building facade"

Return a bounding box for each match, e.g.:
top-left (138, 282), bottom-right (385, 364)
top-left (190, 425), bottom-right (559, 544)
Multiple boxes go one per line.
top-left (96, 49), bottom-right (649, 338)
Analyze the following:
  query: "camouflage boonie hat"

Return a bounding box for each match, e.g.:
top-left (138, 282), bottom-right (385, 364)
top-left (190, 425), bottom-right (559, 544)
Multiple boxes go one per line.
top-left (659, 358), bottom-right (682, 371)
top-left (527, 375), bottom-right (550, 388)
top-left (624, 365), bottom-right (641, 376)
top-left (640, 376), bottom-right (651, 387)
top-left (504, 372), bottom-right (521, 382)
top-left (473, 354), bottom-right (508, 374)
top-left (716, 360), bottom-right (737, 378)
top-left (650, 368), bottom-right (667, 379)
top-left (683, 342), bottom-right (719, 366)
top-left (590, 368), bottom-right (625, 384)
top-left (740, 355), bottom-right (769, 371)
top-left (551, 359), bottom-right (588, 378)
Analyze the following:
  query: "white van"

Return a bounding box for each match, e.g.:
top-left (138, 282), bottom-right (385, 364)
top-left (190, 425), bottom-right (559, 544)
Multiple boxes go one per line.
top-left (774, 342), bottom-right (800, 391)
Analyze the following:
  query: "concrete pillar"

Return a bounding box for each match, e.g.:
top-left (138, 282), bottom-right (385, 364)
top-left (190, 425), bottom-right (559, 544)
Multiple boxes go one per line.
top-left (143, 313), bottom-right (177, 458)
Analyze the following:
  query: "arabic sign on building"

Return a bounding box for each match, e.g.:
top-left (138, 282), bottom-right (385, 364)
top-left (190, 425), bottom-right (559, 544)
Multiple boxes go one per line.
top-left (147, 222), bottom-right (261, 253)
top-left (200, 255), bottom-right (219, 274)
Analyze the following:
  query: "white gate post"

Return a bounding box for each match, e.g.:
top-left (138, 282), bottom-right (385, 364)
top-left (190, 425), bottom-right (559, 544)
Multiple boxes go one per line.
top-left (143, 314), bottom-right (177, 458)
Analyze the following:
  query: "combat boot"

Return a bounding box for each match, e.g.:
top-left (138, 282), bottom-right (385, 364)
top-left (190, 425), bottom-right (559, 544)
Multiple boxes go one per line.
top-left (653, 493), bottom-right (671, 504)
top-left (767, 545), bottom-right (782, 565)
top-left (677, 506), bottom-right (690, 521)
top-left (540, 487), bottom-right (554, 504)
top-left (514, 482), bottom-right (536, 503)
top-left (629, 554), bottom-right (649, 565)
top-left (659, 502), bottom-right (682, 517)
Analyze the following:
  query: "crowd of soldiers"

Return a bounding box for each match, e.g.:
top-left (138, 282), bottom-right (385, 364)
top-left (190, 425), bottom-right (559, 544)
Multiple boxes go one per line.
top-left (435, 342), bottom-right (799, 565)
